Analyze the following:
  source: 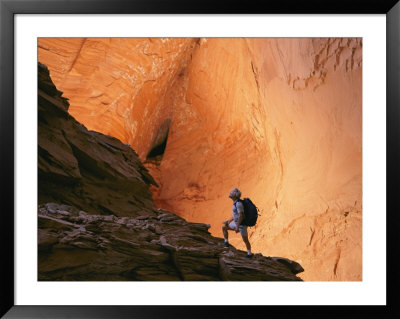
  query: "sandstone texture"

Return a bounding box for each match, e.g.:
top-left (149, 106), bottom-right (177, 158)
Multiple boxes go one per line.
top-left (38, 38), bottom-right (362, 281)
top-left (38, 62), bottom-right (303, 281)
top-left (38, 203), bottom-right (302, 281)
top-left (39, 63), bottom-right (157, 217)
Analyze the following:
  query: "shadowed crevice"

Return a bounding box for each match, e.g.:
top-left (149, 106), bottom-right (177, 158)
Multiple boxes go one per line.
top-left (146, 119), bottom-right (170, 160)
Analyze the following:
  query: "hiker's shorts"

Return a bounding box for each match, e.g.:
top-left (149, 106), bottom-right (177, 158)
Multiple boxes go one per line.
top-left (228, 221), bottom-right (248, 237)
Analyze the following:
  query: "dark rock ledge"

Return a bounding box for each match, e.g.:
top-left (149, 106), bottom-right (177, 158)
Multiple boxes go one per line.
top-left (38, 203), bottom-right (303, 281)
top-left (38, 62), bottom-right (304, 281)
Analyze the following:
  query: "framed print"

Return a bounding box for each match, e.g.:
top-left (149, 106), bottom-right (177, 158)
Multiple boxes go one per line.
top-left (1, 0), bottom-right (399, 318)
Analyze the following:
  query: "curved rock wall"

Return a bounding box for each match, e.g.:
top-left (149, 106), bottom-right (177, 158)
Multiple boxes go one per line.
top-left (38, 37), bottom-right (362, 281)
top-left (38, 38), bottom-right (196, 157)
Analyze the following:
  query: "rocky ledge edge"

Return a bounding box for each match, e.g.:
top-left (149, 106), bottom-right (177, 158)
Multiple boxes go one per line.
top-left (39, 202), bottom-right (304, 281)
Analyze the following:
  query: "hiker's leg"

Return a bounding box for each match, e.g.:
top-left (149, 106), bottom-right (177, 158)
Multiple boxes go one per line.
top-left (240, 226), bottom-right (252, 252)
top-left (222, 224), bottom-right (229, 240)
top-left (242, 235), bottom-right (251, 252)
top-left (222, 222), bottom-right (236, 241)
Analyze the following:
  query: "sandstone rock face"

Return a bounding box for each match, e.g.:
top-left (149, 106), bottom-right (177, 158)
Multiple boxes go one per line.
top-left (39, 63), bottom-right (158, 217)
top-left (38, 38), bottom-right (362, 281)
top-left (38, 62), bottom-right (303, 281)
top-left (38, 38), bottom-right (196, 156)
top-left (38, 203), bottom-right (303, 281)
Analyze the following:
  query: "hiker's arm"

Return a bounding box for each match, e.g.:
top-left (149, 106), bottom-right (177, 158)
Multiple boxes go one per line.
top-left (236, 202), bottom-right (245, 230)
top-left (223, 218), bottom-right (234, 225)
top-left (237, 212), bottom-right (244, 228)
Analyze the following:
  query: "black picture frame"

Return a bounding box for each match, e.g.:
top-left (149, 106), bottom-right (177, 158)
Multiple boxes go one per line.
top-left (1, 0), bottom-right (399, 318)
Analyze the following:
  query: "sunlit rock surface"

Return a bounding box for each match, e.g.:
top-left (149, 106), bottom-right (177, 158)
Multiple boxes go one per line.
top-left (38, 38), bottom-right (362, 281)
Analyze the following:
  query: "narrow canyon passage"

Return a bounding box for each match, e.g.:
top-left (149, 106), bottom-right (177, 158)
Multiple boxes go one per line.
top-left (38, 37), bottom-right (362, 281)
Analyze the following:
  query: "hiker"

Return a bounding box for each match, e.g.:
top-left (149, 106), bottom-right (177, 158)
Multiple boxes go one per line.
top-left (222, 187), bottom-right (253, 258)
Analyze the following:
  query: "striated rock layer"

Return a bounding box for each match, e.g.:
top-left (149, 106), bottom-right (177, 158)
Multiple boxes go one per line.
top-left (38, 38), bottom-right (362, 281)
top-left (39, 203), bottom-right (303, 281)
top-left (39, 63), bottom-right (158, 217)
top-left (38, 62), bottom-right (303, 281)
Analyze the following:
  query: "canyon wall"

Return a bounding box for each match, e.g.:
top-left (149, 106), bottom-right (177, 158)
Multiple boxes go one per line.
top-left (38, 62), bottom-right (303, 281)
top-left (38, 37), bottom-right (362, 281)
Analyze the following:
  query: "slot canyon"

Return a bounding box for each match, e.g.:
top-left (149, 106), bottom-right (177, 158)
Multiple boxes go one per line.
top-left (38, 37), bottom-right (362, 281)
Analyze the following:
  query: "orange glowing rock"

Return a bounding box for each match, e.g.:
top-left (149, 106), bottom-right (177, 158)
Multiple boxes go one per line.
top-left (38, 37), bottom-right (362, 281)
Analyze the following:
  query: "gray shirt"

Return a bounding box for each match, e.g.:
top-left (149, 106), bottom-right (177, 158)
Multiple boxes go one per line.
top-left (232, 200), bottom-right (244, 223)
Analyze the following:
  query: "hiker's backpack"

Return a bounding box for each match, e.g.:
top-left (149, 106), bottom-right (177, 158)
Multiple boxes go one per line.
top-left (237, 198), bottom-right (260, 227)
